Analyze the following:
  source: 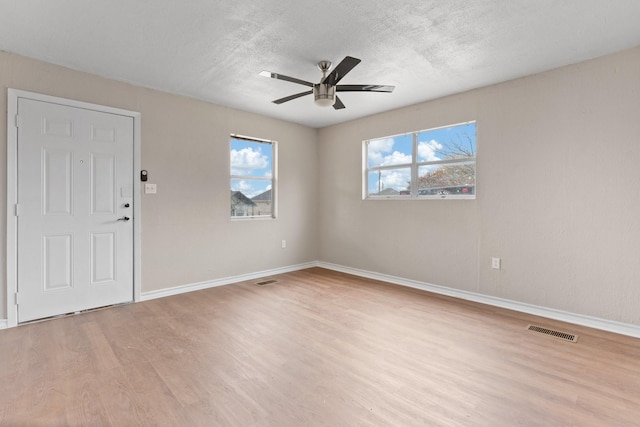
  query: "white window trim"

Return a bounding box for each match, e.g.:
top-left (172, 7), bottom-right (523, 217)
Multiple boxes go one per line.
top-left (363, 121), bottom-right (476, 200)
top-left (230, 134), bottom-right (277, 220)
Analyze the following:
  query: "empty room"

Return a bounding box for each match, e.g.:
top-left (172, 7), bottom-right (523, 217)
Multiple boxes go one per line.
top-left (1, 1), bottom-right (640, 425)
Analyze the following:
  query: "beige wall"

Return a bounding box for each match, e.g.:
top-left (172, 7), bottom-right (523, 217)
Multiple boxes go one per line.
top-left (0, 52), bottom-right (318, 318)
top-left (318, 47), bottom-right (640, 326)
top-left (3, 46), bottom-right (640, 327)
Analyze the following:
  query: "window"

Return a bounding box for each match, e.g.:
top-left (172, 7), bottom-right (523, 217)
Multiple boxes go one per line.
top-left (364, 121), bottom-right (476, 199)
top-left (230, 135), bottom-right (275, 218)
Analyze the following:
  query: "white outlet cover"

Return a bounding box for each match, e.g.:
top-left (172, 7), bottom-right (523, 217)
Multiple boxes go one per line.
top-left (491, 257), bottom-right (501, 269)
top-left (145, 183), bottom-right (157, 194)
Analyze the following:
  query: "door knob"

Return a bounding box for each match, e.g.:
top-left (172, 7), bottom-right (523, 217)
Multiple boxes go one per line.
top-left (117, 216), bottom-right (130, 221)
top-left (123, 203), bottom-right (130, 208)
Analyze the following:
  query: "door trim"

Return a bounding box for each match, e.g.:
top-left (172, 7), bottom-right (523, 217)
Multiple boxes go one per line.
top-left (6, 89), bottom-right (142, 327)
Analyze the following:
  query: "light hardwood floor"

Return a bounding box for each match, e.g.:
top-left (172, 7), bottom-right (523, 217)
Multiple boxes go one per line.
top-left (1, 267), bottom-right (639, 426)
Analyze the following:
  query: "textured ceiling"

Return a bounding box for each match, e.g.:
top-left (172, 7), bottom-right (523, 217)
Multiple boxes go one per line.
top-left (1, 0), bottom-right (640, 128)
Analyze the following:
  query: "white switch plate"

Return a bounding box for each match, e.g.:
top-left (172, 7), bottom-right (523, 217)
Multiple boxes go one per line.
top-left (281, 240), bottom-right (287, 249)
top-left (491, 257), bottom-right (501, 270)
top-left (145, 183), bottom-right (157, 194)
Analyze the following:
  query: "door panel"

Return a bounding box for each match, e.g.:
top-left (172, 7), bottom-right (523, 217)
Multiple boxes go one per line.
top-left (90, 124), bottom-right (116, 143)
top-left (91, 232), bottom-right (116, 283)
top-left (17, 98), bottom-right (134, 322)
top-left (91, 154), bottom-right (116, 214)
top-left (43, 116), bottom-right (73, 138)
top-left (43, 234), bottom-right (73, 290)
top-left (43, 148), bottom-right (73, 215)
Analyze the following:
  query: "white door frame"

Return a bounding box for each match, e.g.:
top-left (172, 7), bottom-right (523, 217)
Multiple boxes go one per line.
top-left (6, 89), bottom-right (142, 328)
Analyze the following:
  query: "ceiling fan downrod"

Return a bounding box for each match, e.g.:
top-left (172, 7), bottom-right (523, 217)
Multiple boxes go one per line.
top-left (314, 60), bottom-right (336, 107)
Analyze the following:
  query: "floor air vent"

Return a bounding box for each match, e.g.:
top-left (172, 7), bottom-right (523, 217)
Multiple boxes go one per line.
top-left (527, 324), bottom-right (578, 343)
top-left (255, 279), bottom-right (278, 286)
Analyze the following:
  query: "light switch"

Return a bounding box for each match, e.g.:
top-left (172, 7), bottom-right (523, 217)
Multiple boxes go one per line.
top-left (145, 183), bottom-right (157, 194)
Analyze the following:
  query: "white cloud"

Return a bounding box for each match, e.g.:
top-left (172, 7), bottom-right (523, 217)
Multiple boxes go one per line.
top-left (418, 139), bottom-right (443, 162)
top-left (230, 147), bottom-right (268, 175)
top-left (380, 168), bottom-right (411, 191)
top-left (367, 138), bottom-right (395, 166)
top-left (233, 180), bottom-right (253, 194)
top-left (383, 151), bottom-right (411, 165)
top-left (369, 138), bottom-right (395, 153)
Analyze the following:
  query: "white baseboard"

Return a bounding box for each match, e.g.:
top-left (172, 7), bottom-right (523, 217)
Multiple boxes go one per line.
top-left (5, 260), bottom-right (639, 338)
top-left (317, 261), bottom-right (640, 339)
top-left (141, 262), bottom-right (317, 301)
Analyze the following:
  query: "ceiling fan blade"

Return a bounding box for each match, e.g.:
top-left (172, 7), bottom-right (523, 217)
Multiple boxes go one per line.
top-left (322, 56), bottom-right (361, 85)
top-left (273, 90), bottom-right (313, 104)
top-left (337, 84), bottom-right (395, 92)
top-left (333, 96), bottom-right (345, 110)
top-left (260, 71), bottom-right (314, 87)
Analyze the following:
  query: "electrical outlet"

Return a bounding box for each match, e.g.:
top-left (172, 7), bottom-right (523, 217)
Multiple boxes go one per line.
top-left (491, 257), bottom-right (501, 270)
top-left (144, 183), bottom-right (157, 194)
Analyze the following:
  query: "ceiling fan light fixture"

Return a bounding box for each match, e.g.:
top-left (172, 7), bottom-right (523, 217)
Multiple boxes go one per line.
top-left (264, 56), bottom-right (393, 110)
top-left (313, 83), bottom-right (336, 107)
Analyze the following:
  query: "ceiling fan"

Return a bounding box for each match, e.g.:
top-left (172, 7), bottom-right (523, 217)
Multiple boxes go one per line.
top-left (260, 56), bottom-right (395, 110)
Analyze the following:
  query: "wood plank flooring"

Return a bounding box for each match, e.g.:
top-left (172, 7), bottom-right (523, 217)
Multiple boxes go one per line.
top-left (1, 267), bottom-right (639, 426)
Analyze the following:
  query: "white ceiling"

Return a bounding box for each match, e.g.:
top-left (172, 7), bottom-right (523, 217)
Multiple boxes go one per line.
top-left (1, 1), bottom-right (640, 128)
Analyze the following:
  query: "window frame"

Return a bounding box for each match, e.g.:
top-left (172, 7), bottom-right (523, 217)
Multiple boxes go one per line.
top-left (230, 133), bottom-right (277, 219)
top-left (363, 121), bottom-right (476, 200)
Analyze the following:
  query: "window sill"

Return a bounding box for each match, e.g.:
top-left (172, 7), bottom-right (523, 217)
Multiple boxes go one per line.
top-left (231, 215), bottom-right (276, 221)
top-left (365, 195), bottom-right (476, 201)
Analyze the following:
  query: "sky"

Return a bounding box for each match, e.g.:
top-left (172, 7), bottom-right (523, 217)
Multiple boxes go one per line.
top-left (230, 138), bottom-right (273, 199)
top-left (367, 122), bottom-right (476, 194)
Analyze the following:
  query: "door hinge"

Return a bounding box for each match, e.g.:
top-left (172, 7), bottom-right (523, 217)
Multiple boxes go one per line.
top-left (15, 114), bottom-right (21, 128)
top-left (15, 292), bottom-right (19, 305)
top-left (14, 204), bottom-right (19, 217)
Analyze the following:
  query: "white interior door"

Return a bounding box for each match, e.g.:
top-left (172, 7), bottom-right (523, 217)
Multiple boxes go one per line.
top-left (17, 98), bottom-right (134, 322)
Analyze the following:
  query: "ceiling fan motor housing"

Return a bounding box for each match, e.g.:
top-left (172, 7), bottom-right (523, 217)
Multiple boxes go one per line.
top-left (313, 83), bottom-right (336, 107)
